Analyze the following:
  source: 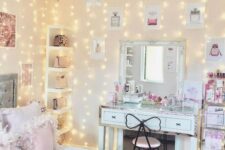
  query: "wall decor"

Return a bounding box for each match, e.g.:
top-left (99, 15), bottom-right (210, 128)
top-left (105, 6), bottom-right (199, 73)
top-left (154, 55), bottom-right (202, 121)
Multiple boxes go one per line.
top-left (206, 38), bottom-right (225, 61)
top-left (145, 6), bottom-right (160, 30)
top-left (108, 7), bottom-right (123, 30)
top-left (186, 3), bottom-right (205, 28)
top-left (86, 0), bottom-right (101, 6)
top-left (21, 64), bottom-right (33, 86)
top-left (90, 38), bottom-right (105, 59)
top-left (183, 81), bottom-right (202, 100)
top-left (0, 74), bottom-right (17, 108)
top-left (205, 129), bottom-right (225, 150)
top-left (166, 46), bottom-right (177, 72)
top-left (0, 12), bottom-right (16, 47)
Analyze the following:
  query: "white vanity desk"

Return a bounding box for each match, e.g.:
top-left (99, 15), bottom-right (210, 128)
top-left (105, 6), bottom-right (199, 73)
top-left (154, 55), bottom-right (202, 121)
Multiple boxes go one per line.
top-left (98, 102), bottom-right (198, 150)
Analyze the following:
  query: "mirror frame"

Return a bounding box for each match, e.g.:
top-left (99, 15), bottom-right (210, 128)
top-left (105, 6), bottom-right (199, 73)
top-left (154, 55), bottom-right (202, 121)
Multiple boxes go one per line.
top-left (119, 40), bottom-right (186, 96)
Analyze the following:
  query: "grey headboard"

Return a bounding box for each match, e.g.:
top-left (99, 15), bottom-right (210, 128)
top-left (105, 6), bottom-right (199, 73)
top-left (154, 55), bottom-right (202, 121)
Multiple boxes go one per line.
top-left (0, 74), bottom-right (17, 108)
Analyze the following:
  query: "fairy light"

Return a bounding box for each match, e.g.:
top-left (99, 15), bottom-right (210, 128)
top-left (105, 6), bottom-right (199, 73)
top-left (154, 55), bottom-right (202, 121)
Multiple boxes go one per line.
top-left (3, 0), bottom-right (224, 147)
top-left (163, 1), bottom-right (168, 8)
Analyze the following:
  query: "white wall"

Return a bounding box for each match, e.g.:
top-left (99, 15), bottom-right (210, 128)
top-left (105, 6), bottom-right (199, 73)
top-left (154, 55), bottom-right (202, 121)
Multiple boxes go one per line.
top-left (51, 0), bottom-right (225, 147)
top-left (0, 0), bottom-right (49, 105)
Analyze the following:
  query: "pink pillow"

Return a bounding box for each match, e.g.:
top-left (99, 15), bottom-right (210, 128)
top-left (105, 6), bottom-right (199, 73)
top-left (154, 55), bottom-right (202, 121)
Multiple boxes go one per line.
top-left (30, 123), bottom-right (55, 150)
top-left (2, 102), bottom-right (42, 133)
top-left (0, 145), bottom-right (10, 150)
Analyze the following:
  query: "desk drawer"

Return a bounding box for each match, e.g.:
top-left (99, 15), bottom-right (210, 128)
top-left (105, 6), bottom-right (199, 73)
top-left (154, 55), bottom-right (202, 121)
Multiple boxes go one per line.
top-left (166, 118), bottom-right (191, 131)
top-left (102, 110), bottom-right (125, 125)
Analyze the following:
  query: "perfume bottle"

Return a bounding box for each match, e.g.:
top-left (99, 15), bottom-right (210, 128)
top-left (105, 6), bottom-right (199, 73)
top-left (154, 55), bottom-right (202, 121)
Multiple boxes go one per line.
top-left (147, 12), bottom-right (157, 25)
top-left (53, 98), bottom-right (58, 110)
top-left (190, 8), bottom-right (200, 23)
top-left (210, 44), bottom-right (222, 57)
top-left (111, 12), bottom-right (120, 27)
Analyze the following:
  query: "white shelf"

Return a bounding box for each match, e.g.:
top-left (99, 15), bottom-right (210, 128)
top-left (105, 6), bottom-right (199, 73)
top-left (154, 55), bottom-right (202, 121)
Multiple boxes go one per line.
top-left (126, 64), bottom-right (133, 67)
top-left (48, 88), bottom-right (72, 93)
top-left (47, 46), bottom-right (73, 51)
top-left (45, 25), bottom-right (73, 144)
top-left (126, 75), bottom-right (133, 78)
top-left (48, 25), bottom-right (71, 30)
top-left (57, 126), bottom-right (72, 136)
top-left (48, 107), bottom-right (70, 115)
top-left (48, 67), bottom-right (71, 72)
top-left (127, 54), bottom-right (133, 57)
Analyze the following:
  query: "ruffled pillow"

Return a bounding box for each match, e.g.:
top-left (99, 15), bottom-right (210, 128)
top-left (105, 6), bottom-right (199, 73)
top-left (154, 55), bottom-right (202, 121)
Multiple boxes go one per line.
top-left (22, 114), bottom-right (58, 150)
top-left (0, 114), bottom-right (58, 150)
top-left (1, 102), bottom-right (42, 133)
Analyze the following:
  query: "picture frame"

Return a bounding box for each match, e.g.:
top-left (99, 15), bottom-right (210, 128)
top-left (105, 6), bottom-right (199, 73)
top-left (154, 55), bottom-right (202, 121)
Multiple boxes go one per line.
top-left (0, 11), bottom-right (16, 48)
top-left (0, 74), bottom-right (17, 108)
top-left (145, 6), bottom-right (161, 30)
top-left (86, 0), bottom-right (101, 7)
top-left (186, 3), bottom-right (205, 28)
top-left (206, 38), bottom-right (225, 62)
top-left (108, 7), bottom-right (123, 30)
top-left (21, 63), bottom-right (33, 86)
top-left (90, 38), bottom-right (105, 60)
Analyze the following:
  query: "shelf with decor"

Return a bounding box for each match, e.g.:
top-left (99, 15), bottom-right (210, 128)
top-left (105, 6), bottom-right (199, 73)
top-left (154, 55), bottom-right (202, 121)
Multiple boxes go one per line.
top-left (57, 126), bottom-right (73, 136)
top-left (48, 67), bottom-right (72, 72)
top-left (47, 46), bottom-right (73, 51)
top-left (48, 106), bottom-right (71, 115)
top-left (125, 46), bottom-right (134, 82)
top-left (201, 71), bottom-right (225, 150)
top-left (45, 25), bottom-right (74, 144)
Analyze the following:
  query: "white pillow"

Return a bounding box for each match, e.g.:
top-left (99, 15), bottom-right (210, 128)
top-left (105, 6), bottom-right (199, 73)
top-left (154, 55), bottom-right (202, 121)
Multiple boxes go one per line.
top-left (2, 102), bottom-right (42, 133)
top-left (22, 114), bottom-right (57, 150)
top-left (0, 114), bottom-right (57, 150)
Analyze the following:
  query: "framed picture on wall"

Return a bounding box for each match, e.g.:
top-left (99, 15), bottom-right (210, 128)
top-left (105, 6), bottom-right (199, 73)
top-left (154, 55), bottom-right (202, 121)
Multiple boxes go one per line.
top-left (108, 7), bottom-right (123, 30)
top-left (0, 12), bottom-right (16, 48)
top-left (90, 38), bottom-right (105, 60)
top-left (86, 0), bottom-right (101, 6)
top-left (206, 38), bottom-right (225, 61)
top-left (145, 6), bottom-right (160, 30)
top-left (21, 64), bottom-right (33, 86)
top-left (186, 3), bottom-right (205, 28)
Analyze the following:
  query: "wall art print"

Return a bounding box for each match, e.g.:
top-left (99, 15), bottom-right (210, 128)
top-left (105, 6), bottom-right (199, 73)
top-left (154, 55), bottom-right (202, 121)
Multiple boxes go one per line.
top-left (145, 6), bottom-right (161, 30)
top-left (21, 64), bottom-right (33, 86)
top-left (0, 12), bottom-right (16, 47)
top-left (186, 3), bottom-right (205, 28)
top-left (86, 0), bottom-right (101, 6)
top-left (90, 38), bottom-right (105, 60)
top-left (206, 38), bottom-right (225, 61)
top-left (108, 7), bottom-right (123, 30)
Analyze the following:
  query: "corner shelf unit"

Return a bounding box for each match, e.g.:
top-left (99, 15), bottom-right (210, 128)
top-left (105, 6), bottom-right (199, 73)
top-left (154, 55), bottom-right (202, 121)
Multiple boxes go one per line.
top-left (120, 44), bottom-right (134, 84)
top-left (45, 25), bottom-right (73, 143)
top-left (201, 77), bottom-right (225, 150)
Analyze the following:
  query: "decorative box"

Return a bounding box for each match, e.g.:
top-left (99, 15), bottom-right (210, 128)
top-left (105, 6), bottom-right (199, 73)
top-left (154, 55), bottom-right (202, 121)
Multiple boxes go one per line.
top-left (54, 56), bottom-right (70, 68)
top-left (53, 75), bottom-right (68, 89)
top-left (53, 35), bottom-right (69, 47)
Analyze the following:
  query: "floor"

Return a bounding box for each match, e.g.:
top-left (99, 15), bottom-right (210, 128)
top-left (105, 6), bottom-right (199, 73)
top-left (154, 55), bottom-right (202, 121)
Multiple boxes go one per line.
top-left (123, 131), bottom-right (175, 150)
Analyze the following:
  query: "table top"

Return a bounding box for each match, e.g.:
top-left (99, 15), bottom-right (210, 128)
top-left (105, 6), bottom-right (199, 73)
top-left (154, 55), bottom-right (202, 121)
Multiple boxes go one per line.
top-left (101, 101), bottom-right (196, 116)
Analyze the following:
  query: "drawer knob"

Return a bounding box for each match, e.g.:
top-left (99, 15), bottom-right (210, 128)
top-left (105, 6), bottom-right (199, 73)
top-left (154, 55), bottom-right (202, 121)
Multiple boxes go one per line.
top-left (112, 116), bottom-right (116, 119)
top-left (176, 123), bottom-right (181, 126)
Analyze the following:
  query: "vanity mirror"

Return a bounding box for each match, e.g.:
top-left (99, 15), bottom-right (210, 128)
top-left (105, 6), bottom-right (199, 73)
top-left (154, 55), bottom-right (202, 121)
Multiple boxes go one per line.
top-left (119, 40), bottom-right (185, 98)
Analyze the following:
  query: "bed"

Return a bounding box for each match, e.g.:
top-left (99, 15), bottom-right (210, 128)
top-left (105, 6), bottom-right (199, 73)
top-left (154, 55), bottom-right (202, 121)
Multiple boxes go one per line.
top-left (0, 74), bottom-right (84, 150)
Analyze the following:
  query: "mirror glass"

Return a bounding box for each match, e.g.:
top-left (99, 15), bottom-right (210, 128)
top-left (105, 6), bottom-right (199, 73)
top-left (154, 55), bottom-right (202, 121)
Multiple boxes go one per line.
top-left (142, 46), bottom-right (164, 83)
top-left (119, 41), bottom-right (185, 97)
